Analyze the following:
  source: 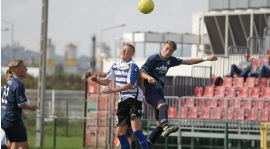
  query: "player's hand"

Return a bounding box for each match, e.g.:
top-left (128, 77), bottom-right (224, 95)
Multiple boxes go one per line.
top-left (148, 77), bottom-right (156, 84)
top-left (29, 105), bottom-right (38, 111)
top-left (90, 74), bottom-right (97, 82)
top-left (207, 55), bottom-right (218, 61)
top-left (22, 111), bottom-right (27, 119)
top-left (102, 88), bottom-right (115, 94)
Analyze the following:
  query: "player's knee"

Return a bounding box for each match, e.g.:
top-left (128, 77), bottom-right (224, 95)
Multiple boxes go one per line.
top-left (157, 103), bottom-right (167, 110)
top-left (160, 104), bottom-right (168, 110)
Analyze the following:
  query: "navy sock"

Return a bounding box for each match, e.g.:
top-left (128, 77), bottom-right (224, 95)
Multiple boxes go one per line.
top-left (148, 126), bottom-right (163, 146)
top-left (1, 144), bottom-right (7, 149)
top-left (159, 104), bottom-right (169, 130)
top-left (133, 130), bottom-right (149, 149)
top-left (118, 135), bottom-right (130, 149)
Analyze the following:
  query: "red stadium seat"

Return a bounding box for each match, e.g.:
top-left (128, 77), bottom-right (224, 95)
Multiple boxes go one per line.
top-left (185, 98), bottom-right (195, 107)
top-left (214, 86), bottom-right (226, 97)
top-left (221, 77), bottom-right (233, 87)
top-left (181, 107), bottom-right (188, 119)
top-left (237, 87), bottom-right (249, 98)
top-left (246, 108), bottom-right (258, 121)
top-left (199, 107), bottom-right (211, 120)
top-left (188, 107), bottom-right (199, 119)
top-left (250, 87), bottom-right (260, 98)
top-left (230, 99), bottom-right (242, 109)
top-left (168, 107), bottom-right (177, 119)
top-left (208, 99), bottom-right (218, 108)
top-left (211, 107), bottom-right (223, 120)
top-left (245, 77), bottom-right (256, 88)
top-left (234, 108), bottom-right (245, 121)
top-left (259, 108), bottom-right (269, 122)
top-left (259, 57), bottom-right (268, 66)
top-left (225, 87), bottom-right (237, 98)
top-left (202, 86), bottom-right (215, 97)
top-left (219, 98), bottom-right (229, 108)
top-left (192, 86), bottom-right (199, 96)
top-left (197, 99), bottom-right (207, 107)
top-left (197, 86), bottom-right (203, 97)
top-left (242, 99), bottom-right (253, 109)
top-left (233, 77), bottom-right (244, 88)
top-left (261, 87), bottom-right (270, 98)
top-left (256, 78), bottom-right (267, 88)
top-left (228, 108), bottom-right (235, 121)
top-left (254, 99), bottom-right (265, 109)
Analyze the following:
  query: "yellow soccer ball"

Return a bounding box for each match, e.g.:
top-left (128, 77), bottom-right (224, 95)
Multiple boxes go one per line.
top-left (138, 0), bottom-right (154, 14)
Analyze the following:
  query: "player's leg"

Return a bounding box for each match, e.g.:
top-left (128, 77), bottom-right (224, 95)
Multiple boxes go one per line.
top-left (6, 122), bottom-right (29, 149)
top-left (156, 102), bottom-right (179, 137)
top-left (129, 99), bottom-right (149, 149)
top-left (147, 120), bottom-right (163, 147)
top-left (116, 101), bottom-right (131, 149)
top-left (1, 129), bottom-right (8, 149)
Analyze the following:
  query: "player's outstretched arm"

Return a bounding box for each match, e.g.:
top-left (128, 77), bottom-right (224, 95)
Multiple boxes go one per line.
top-left (90, 74), bottom-right (111, 85)
top-left (102, 83), bottom-right (134, 94)
top-left (182, 54), bottom-right (218, 65)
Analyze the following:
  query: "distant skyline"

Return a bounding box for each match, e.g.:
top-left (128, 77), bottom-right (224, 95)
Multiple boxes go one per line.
top-left (1, 0), bottom-right (208, 58)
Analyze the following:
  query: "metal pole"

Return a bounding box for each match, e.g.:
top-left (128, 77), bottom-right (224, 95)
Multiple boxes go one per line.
top-left (91, 36), bottom-right (96, 72)
top-left (66, 100), bottom-right (69, 137)
top-left (52, 89), bottom-right (55, 115)
top-left (53, 117), bottom-right (57, 148)
top-left (36, 0), bottom-right (48, 147)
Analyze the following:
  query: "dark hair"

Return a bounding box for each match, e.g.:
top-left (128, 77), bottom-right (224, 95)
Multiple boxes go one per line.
top-left (164, 40), bottom-right (177, 50)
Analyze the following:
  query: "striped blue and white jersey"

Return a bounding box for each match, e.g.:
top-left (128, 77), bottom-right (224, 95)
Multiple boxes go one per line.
top-left (106, 59), bottom-right (144, 102)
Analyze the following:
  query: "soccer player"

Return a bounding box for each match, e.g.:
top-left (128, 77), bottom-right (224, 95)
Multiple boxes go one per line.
top-left (1, 59), bottom-right (38, 149)
top-left (90, 43), bottom-right (149, 149)
top-left (139, 40), bottom-right (218, 147)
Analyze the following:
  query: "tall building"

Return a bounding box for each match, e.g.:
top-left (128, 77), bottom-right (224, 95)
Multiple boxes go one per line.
top-left (46, 39), bottom-right (55, 75)
top-left (64, 43), bottom-right (77, 74)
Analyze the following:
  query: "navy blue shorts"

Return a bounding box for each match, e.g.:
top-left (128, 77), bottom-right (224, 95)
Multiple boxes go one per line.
top-left (2, 123), bottom-right (27, 142)
top-left (144, 89), bottom-right (166, 120)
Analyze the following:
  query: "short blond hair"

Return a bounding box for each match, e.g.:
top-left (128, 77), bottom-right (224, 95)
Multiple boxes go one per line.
top-left (125, 43), bottom-right (135, 53)
top-left (8, 59), bottom-right (24, 73)
top-left (164, 40), bottom-right (177, 50)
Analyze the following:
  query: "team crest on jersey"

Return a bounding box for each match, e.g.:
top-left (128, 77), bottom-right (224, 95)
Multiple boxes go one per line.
top-left (166, 60), bottom-right (170, 65)
top-left (156, 65), bottom-right (168, 74)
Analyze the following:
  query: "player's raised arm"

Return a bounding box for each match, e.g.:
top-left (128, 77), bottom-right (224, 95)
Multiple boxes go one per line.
top-left (182, 54), bottom-right (218, 65)
top-left (90, 74), bottom-right (111, 85)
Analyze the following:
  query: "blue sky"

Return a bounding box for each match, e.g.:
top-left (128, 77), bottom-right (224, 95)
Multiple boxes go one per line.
top-left (1, 0), bottom-right (208, 57)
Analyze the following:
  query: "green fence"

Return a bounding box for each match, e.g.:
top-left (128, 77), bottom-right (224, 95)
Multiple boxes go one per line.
top-left (23, 117), bottom-right (262, 149)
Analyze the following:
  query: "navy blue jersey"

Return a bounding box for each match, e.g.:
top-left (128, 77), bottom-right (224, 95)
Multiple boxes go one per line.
top-left (1, 77), bottom-right (28, 128)
top-left (140, 53), bottom-right (183, 95)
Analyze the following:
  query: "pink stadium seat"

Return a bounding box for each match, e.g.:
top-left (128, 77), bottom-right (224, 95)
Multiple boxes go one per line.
top-left (259, 108), bottom-right (269, 122)
top-left (188, 107), bottom-right (199, 119)
top-left (225, 87), bottom-right (237, 98)
top-left (185, 98), bottom-right (195, 107)
top-left (228, 108), bottom-right (235, 121)
top-left (208, 99), bottom-right (218, 108)
top-left (267, 49), bottom-right (270, 55)
top-left (211, 107), bottom-right (223, 120)
top-left (219, 98), bottom-right (229, 108)
top-left (202, 86), bottom-right (215, 97)
top-left (249, 87), bottom-right (260, 98)
top-left (222, 77), bottom-right (233, 87)
top-left (197, 99), bottom-right (207, 107)
top-left (199, 107), bottom-right (211, 120)
top-left (254, 99), bottom-right (265, 109)
top-left (233, 77), bottom-right (244, 88)
top-left (192, 86), bottom-right (199, 96)
top-left (234, 108), bottom-right (245, 121)
top-left (197, 86), bottom-right (203, 97)
top-left (246, 108), bottom-right (258, 121)
top-left (214, 86), bottom-right (226, 97)
top-left (181, 107), bottom-right (188, 119)
top-left (242, 99), bottom-right (253, 109)
top-left (237, 87), bottom-right (249, 98)
top-left (261, 87), bottom-right (270, 98)
top-left (168, 107), bottom-right (177, 119)
top-left (230, 99), bottom-right (242, 109)
top-left (245, 77), bottom-right (256, 88)
top-left (256, 78), bottom-right (267, 88)
top-left (259, 57), bottom-right (268, 66)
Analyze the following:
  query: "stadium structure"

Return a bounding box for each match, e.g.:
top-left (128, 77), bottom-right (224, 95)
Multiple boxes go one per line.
top-left (84, 1), bottom-right (270, 149)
